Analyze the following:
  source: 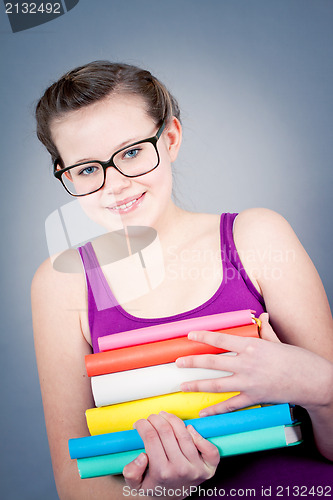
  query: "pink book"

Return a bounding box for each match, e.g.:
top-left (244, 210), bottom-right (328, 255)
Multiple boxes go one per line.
top-left (98, 309), bottom-right (255, 352)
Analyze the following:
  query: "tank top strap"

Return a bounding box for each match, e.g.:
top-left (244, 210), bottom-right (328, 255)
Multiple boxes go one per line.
top-left (220, 212), bottom-right (265, 306)
top-left (78, 242), bottom-right (118, 311)
top-left (220, 212), bottom-right (238, 259)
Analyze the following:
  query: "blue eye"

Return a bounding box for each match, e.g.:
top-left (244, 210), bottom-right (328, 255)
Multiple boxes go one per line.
top-left (79, 165), bottom-right (98, 175)
top-left (124, 148), bottom-right (140, 159)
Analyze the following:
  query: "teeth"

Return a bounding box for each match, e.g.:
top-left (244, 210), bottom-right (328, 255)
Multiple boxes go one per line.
top-left (112, 198), bottom-right (137, 211)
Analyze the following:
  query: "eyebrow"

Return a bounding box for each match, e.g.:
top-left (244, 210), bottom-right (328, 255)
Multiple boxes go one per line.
top-left (72, 134), bottom-right (146, 165)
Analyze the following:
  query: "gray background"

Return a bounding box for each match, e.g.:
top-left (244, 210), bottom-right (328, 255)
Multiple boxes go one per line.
top-left (1, 0), bottom-right (332, 498)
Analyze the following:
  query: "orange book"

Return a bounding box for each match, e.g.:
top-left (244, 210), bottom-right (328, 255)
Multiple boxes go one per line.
top-left (85, 323), bottom-right (258, 377)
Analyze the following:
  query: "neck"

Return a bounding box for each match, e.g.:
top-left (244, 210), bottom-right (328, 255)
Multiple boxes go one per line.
top-left (96, 202), bottom-right (195, 261)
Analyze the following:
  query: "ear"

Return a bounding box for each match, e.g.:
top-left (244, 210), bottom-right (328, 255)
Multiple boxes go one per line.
top-left (64, 170), bottom-right (73, 182)
top-left (55, 160), bottom-right (72, 181)
top-left (164, 117), bottom-right (182, 162)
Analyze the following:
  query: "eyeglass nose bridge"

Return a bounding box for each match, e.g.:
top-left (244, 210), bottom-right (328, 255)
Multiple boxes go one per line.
top-left (100, 160), bottom-right (133, 189)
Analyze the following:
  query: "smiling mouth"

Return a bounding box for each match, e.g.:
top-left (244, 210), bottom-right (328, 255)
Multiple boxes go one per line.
top-left (108, 193), bottom-right (146, 212)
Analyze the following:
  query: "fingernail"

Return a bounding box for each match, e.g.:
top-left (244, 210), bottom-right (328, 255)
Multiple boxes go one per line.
top-left (187, 425), bottom-right (202, 438)
top-left (176, 358), bottom-right (185, 367)
top-left (181, 383), bottom-right (190, 392)
top-left (135, 453), bottom-right (146, 466)
top-left (199, 410), bottom-right (208, 417)
top-left (188, 332), bottom-right (197, 341)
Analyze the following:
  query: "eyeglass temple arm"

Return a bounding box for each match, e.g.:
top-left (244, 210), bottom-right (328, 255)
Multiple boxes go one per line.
top-left (156, 120), bottom-right (166, 139)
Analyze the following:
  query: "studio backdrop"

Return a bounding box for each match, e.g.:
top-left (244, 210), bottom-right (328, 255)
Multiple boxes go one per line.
top-left (0, 1), bottom-right (332, 498)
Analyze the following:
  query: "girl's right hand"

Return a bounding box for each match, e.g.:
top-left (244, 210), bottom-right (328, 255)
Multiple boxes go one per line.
top-left (123, 412), bottom-right (220, 498)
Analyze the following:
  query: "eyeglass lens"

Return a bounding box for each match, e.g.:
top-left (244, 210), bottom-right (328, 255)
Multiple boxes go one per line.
top-left (61, 141), bottom-right (159, 196)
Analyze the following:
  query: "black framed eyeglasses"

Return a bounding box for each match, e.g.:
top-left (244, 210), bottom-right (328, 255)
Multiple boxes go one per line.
top-left (53, 121), bottom-right (166, 197)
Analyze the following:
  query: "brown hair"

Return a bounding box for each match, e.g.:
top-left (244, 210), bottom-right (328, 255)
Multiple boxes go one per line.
top-left (35, 61), bottom-right (181, 163)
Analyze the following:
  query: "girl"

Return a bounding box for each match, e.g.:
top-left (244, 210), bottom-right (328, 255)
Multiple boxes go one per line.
top-left (32, 61), bottom-right (333, 499)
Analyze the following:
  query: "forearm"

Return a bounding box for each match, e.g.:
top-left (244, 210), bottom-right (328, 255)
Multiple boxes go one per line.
top-left (56, 470), bottom-right (149, 500)
top-left (57, 470), bottom-right (191, 499)
top-left (304, 362), bottom-right (333, 461)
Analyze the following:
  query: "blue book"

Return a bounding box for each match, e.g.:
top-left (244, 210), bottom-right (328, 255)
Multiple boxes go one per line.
top-left (69, 403), bottom-right (295, 459)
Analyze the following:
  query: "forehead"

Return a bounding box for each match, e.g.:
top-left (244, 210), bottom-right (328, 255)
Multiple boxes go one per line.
top-left (51, 94), bottom-right (153, 163)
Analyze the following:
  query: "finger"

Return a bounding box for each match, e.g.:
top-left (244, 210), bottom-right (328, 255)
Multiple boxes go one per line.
top-left (186, 330), bottom-right (255, 353)
top-left (198, 393), bottom-right (254, 417)
top-left (259, 313), bottom-right (281, 343)
top-left (186, 425), bottom-right (220, 469)
top-left (133, 417), bottom-right (168, 466)
top-left (122, 452), bottom-right (148, 489)
top-left (147, 413), bottom-right (196, 462)
top-left (176, 351), bottom-right (238, 370)
top-left (158, 411), bottom-right (204, 462)
top-left (180, 374), bottom-right (242, 393)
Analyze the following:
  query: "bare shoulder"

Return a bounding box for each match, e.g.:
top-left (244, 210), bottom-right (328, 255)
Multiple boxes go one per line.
top-left (31, 251), bottom-right (90, 345)
top-left (32, 250), bottom-right (84, 299)
top-left (34, 248), bottom-right (84, 280)
top-left (233, 208), bottom-right (298, 249)
top-left (233, 207), bottom-right (316, 278)
top-left (232, 207), bottom-right (310, 272)
top-left (234, 207), bottom-right (287, 226)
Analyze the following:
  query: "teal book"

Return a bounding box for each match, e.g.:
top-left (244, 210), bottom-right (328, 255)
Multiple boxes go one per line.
top-left (76, 423), bottom-right (302, 478)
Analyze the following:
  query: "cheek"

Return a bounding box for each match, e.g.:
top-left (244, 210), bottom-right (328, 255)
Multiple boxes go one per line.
top-left (78, 195), bottom-right (124, 231)
top-left (159, 163), bottom-right (173, 197)
top-left (151, 152), bottom-right (173, 194)
top-left (160, 168), bottom-right (173, 199)
top-left (145, 168), bottom-right (173, 206)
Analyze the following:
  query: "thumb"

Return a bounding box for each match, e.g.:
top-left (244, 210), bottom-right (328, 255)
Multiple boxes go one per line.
top-left (259, 313), bottom-right (280, 343)
top-left (122, 452), bottom-right (148, 489)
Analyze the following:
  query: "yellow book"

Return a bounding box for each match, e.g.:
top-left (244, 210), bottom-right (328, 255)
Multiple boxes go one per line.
top-left (86, 391), bottom-right (241, 435)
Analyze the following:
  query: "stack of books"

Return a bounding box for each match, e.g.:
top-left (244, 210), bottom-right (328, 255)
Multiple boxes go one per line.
top-left (68, 309), bottom-right (302, 478)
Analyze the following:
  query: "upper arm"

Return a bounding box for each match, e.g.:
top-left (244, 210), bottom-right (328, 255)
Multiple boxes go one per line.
top-left (233, 208), bottom-right (333, 360)
top-left (31, 258), bottom-right (95, 487)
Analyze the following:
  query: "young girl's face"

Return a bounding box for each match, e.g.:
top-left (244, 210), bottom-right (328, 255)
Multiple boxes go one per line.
top-left (51, 94), bottom-right (181, 231)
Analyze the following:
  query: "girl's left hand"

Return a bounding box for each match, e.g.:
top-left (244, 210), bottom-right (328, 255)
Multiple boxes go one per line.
top-left (176, 313), bottom-right (332, 416)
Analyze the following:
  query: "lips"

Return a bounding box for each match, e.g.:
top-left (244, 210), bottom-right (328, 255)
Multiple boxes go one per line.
top-left (108, 192), bottom-right (146, 213)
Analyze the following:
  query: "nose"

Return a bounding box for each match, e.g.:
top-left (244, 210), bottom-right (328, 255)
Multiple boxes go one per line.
top-left (103, 166), bottom-right (132, 195)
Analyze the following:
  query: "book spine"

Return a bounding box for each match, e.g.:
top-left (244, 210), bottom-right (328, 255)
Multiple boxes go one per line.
top-left (98, 309), bottom-right (254, 351)
top-left (70, 404), bottom-right (292, 459)
top-left (91, 354), bottom-right (235, 407)
top-left (86, 324), bottom-right (258, 377)
top-left (86, 391), bottom-right (241, 435)
top-left (76, 424), bottom-right (302, 478)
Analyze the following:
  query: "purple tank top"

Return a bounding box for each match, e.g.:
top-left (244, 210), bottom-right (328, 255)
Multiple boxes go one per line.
top-left (78, 213), bottom-right (265, 353)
